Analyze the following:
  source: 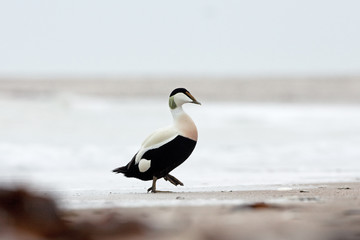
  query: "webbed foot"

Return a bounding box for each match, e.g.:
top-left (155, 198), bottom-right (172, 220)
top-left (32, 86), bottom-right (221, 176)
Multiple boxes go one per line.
top-left (164, 174), bottom-right (184, 186)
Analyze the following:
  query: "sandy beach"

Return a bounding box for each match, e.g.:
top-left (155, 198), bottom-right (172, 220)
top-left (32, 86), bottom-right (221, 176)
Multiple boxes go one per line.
top-left (65, 182), bottom-right (360, 240)
top-left (1, 182), bottom-right (359, 240)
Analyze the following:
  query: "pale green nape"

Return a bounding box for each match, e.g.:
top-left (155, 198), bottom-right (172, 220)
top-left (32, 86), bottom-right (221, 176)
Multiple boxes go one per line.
top-left (169, 96), bottom-right (177, 109)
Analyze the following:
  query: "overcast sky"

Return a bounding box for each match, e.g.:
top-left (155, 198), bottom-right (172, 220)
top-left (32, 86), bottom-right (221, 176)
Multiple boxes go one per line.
top-left (0, 0), bottom-right (360, 77)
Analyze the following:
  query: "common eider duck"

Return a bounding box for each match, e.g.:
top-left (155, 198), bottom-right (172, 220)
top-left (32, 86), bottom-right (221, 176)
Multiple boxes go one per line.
top-left (113, 88), bottom-right (201, 193)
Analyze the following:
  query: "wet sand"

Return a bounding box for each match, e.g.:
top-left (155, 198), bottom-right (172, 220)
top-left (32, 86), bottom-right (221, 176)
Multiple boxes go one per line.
top-left (1, 182), bottom-right (359, 240)
top-left (63, 182), bottom-right (360, 240)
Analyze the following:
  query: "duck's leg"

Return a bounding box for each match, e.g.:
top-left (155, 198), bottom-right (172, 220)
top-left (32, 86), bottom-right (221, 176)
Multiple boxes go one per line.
top-left (164, 174), bottom-right (184, 186)
top-left (147, 176), bottom-right (158, 193)
top-left (147, 176), bottom-right (173, 193)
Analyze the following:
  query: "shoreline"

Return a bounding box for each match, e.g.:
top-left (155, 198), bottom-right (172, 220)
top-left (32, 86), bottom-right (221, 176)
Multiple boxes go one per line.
top-left (56, 181), bottom-right (359, 210)
top-left (60, 181), bottom-right (360, 207)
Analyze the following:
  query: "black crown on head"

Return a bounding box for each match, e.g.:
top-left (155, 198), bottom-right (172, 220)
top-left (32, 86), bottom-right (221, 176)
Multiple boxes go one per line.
top-left (169, 88), bottom-right (189, 97)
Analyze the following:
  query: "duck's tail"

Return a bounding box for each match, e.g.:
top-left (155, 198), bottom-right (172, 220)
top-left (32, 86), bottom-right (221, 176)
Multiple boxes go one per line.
top-left (112, 166), bottom-right (127, 174)
top-left (113, 154), bottom-right (136, 176)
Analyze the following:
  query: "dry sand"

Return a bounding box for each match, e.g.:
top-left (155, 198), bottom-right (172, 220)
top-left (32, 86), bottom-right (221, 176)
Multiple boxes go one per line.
top-left (62, 182), bottom-right (360, 240)
top-left (1, 76), bottom-right (360, 102)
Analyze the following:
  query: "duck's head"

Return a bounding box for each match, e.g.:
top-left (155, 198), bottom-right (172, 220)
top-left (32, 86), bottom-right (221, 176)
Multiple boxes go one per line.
top-left (169, 88), bottom-right (201, 109)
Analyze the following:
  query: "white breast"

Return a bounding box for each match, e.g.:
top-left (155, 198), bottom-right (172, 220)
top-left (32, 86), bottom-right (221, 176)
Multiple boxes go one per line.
top-left (171, 107), bottom-right (198, 141)
top-left (174, 112), bottom-right (198, 141)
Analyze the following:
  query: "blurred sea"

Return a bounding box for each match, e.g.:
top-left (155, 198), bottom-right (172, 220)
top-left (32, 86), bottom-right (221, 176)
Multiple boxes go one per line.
top-left (0, 78), bottom-right (360, 207)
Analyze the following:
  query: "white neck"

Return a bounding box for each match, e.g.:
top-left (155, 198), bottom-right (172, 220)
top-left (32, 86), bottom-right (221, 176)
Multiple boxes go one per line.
top-left (170, 106), bottom-right (198, 141)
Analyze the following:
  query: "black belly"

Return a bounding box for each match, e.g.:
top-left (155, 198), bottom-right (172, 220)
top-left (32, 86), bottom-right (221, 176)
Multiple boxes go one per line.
top-left (127, 135), bottom-right (197, 181)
